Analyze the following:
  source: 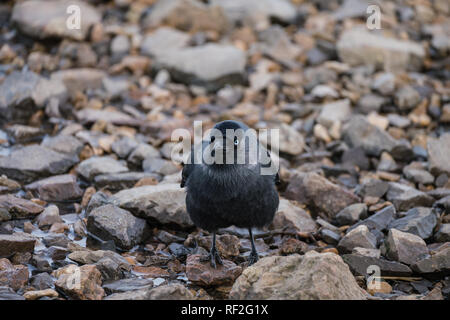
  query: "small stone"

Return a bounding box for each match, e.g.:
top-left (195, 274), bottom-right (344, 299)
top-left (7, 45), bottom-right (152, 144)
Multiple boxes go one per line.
top-left (337, 225), bottom-right (377, 253)
top-left (342, 254), bottom-right (412, 276)
top-left (271, 199), bottom-right (317, 233)
top-left (37, 205), bottom-right (62, 228)
top-left (110, 184), bottom-right (193, 228)
top-left (385, 228), bottom-right (429, 265)
top-left (0, 233), bottom-right (36, 259)
top-left (54, 264), bottom-right (105, 300)
top-left (352, 247), bottom-right (381, 258)
top-left (317, 99), bottom-right (351, 128)
top-left (428, 133), bottom-right (450, 176)
top-left (367, 281), bottom-right (392, 295)
top-left (0, 258), bottom-right (29, 291)
top-left (342, 115), bottom-right (398, 157)
top-left (335, 203), bottom-right (368, 226)
top-left (285, 172), bottom-right (360, 219)
top-left (26, 174), bottom-right (83, 202)
top-left (435, 224), bottom-right (450, 242)
top-left (77, 156), bottom-right (129, 180)
top-left (103, 278), bottom-right (153, 294)
top-left (411, 247), bottom-right (450, 276)
top-left (0, 194), bottom-right (44, 219)
top-left (186, 254), bottom-right (242, 286)
top-left (386, 183), bottom-right (434, 211)
top-left (388, 207), bottom-right (437, 240)
top-left (395, 86), bottom-right (421, 110)
top-left (87, 204), bottom-right (147, 250)
top-left (30, 272), bottom-right (54, 290)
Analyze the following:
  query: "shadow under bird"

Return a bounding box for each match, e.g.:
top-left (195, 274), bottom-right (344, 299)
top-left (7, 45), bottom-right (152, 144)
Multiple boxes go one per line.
top-left (181, 120), bottom-right (280, 267)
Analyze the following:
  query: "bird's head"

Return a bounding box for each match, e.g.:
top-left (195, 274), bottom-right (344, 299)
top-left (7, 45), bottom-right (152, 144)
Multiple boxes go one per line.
top-left (206, 120), bottom-right (254, 166)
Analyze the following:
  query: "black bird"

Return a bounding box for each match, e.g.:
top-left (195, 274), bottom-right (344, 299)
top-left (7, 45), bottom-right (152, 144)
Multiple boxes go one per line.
top-left (181, 120), bottom-right (280, 267)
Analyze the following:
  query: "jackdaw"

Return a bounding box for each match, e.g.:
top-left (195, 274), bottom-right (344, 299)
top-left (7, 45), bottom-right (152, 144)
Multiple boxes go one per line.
top-left (181, 120), bottom-right (280, 267)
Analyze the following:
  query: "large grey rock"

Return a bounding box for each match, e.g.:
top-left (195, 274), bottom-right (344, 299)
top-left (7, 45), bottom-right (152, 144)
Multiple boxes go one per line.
top-left (154, 44), bottom-right (246, 91)
top-left (428, 133), bottom-right (450, 176)
top-left (337, 27), bottom-right (425, 72)
top-left (388, 207), bottom-right (437, 240)
top-left (386, 183), bottom-right (434, 211)
top-left (337, 225), bottom-right (377, 253)
top-left (229, 252), bottom-right (367, 300)
top-left (0, 145), bottom-right (78, 183)
top-left (285, 172), bottom-right (360, 219)
top-left (342, 115), bottom-right (398, 157)
top-left (271, 199), bottom-right (317, 233)
top-left (87, 204), bottom-right (147, 250)
top-left (110, 184), bottom-right (193, 228)
top-left (76, 156), bottom-right (129, 180)
top-left (0, 233), bottom-right (36, 259)
top-left (385, 228), bottom-right (429, 265)
top-left (12, 0), bottom-right (101, 40)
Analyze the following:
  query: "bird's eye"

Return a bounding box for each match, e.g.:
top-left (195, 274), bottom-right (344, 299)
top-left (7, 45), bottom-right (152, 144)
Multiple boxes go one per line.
top-left (234, 137), bottom-right (239, 145)
top-left (210, 136), bottom-right (215, 143)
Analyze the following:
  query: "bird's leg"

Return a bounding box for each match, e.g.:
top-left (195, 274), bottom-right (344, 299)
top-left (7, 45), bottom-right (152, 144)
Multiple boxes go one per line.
top-left (248, 228), bottom-right (259, 266)
top-left (200, 232), bottom-right (223, 268)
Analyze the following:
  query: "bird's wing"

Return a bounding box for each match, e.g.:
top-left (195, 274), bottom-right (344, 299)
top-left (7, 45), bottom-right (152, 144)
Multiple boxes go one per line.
top-left (181, 162), bottom-right (191, 188)
top-left (180, 141), bottom-right (207, 188)
top-left (261, 148), bottom-right (280, 185)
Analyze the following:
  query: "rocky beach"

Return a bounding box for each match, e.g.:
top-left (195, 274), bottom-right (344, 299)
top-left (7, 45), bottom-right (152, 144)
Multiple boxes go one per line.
top-left (0, 0), bottom-right (449, 300)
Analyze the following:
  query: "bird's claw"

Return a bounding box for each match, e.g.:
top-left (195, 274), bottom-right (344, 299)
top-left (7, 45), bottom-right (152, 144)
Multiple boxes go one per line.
top-left (248, 251), bottom-right (259, 266)
top-left (200, 250), bottom-right (223, 269)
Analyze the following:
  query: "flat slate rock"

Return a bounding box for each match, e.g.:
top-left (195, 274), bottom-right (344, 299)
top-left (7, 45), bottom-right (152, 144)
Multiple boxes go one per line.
top-left (0, 233), bottom-right (37, 258)
top-left (0, 194), bottom-right (44, 220)
top-left (342, 254), bottom-right (413, 277)
top-left (388, 207), bottom-right (437, 240)
top-left (76, 156), bottom-right (129, 180)
top-left (0, 145), bottom-right (78, 183)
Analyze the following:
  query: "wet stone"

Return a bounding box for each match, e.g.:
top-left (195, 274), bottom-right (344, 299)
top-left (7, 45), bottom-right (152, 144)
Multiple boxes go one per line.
top-left (186, 254), bottom-right (242, 286)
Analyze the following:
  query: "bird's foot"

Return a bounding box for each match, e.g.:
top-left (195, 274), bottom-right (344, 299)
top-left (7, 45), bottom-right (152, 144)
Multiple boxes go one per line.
top-left (200, 249), bottom-right (223, 269)
top-left (248, 251), bottom-right (259, 266)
